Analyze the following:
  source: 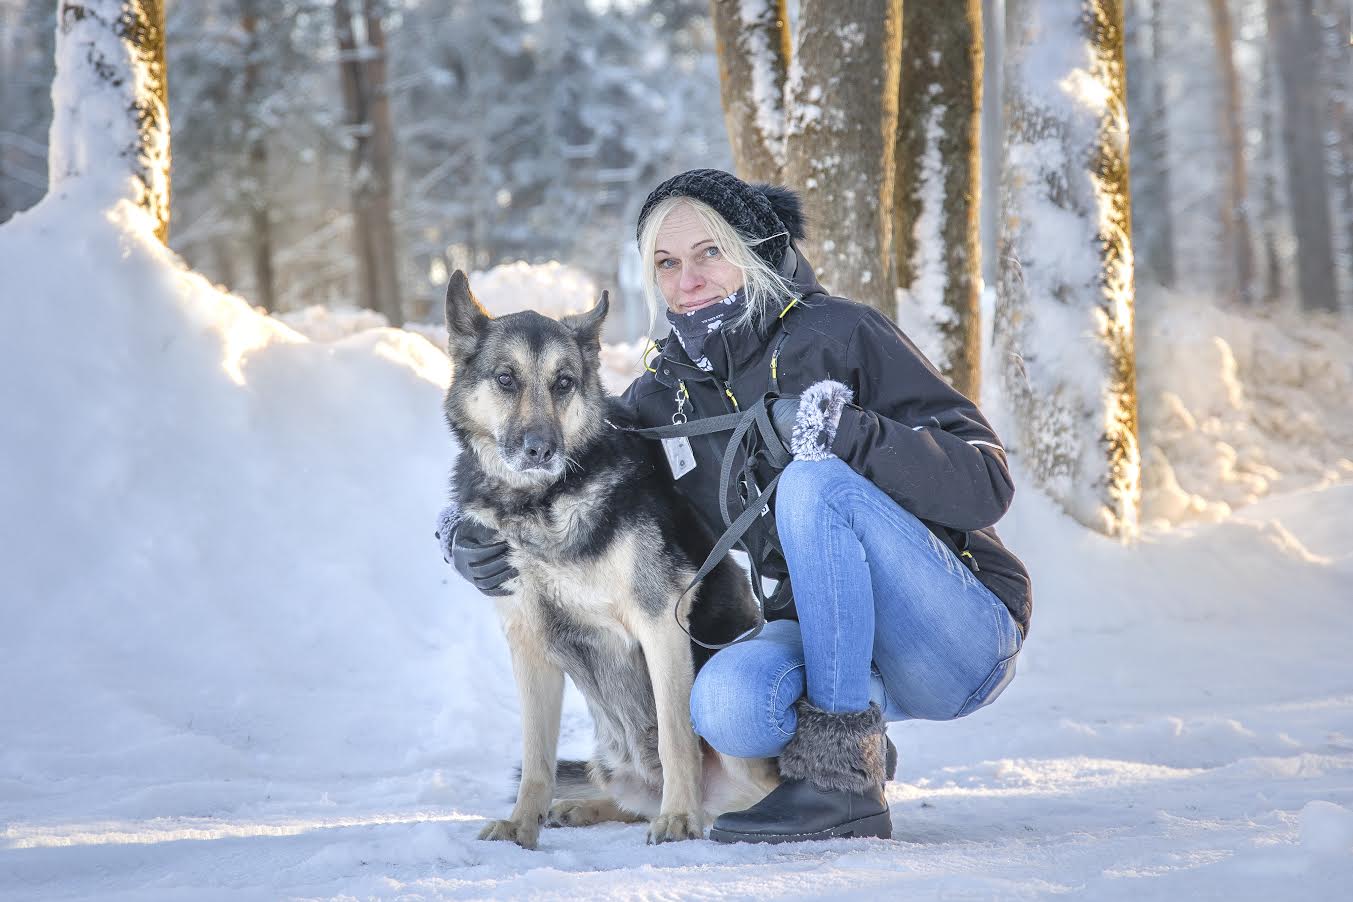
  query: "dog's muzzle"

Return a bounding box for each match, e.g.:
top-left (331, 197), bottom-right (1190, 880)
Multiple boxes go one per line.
top-left (521, 431), bottom-right (556, 469)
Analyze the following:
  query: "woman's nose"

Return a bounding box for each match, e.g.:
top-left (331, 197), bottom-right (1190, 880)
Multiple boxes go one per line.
top-left (678, 263), bottom-right (705, 293)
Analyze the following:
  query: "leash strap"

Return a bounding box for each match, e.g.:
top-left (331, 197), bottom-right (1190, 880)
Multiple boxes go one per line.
top-left (612, 394), bottom-right (796, 651)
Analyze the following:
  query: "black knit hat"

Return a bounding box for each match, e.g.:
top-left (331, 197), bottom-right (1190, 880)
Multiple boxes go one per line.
top-left (636, 168), bottom-right (807, 269)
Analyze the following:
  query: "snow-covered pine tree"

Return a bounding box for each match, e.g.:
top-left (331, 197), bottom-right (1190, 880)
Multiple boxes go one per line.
top-left (710, 1), bottom-right (903, 314)
top-left (997, 0), bottom-right (1141, 536)
top-left (892, 0), bottom-right (984, 400)
top-left (50, 0), bottom-right (170, 241)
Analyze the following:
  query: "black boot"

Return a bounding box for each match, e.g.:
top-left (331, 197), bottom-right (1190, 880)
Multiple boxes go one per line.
top-left (709, 700), bottom-right (892, 844)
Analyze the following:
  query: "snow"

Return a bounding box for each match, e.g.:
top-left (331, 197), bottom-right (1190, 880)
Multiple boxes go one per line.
top-left (3, 188), bottom-right (1352, 900)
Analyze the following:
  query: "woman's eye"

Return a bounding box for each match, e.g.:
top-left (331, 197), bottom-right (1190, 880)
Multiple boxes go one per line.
top-left (656, 258), bottom-right (677, 270)
top-left (703, 245), bottom-right (720, 258)
top-left (555, 375), bottom-right (574, 392)
top-left (496, 373), bottom-right (515, 389)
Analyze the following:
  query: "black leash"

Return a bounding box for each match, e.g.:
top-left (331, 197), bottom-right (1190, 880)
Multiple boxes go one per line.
top-left (611, 394), bottom-right (795, 651)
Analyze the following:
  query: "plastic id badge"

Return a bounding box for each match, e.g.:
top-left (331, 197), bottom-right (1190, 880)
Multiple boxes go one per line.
top-left (662, 436), bottom-right (697, 480)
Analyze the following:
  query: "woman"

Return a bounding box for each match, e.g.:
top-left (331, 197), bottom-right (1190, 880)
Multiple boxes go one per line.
top-left (452, 169), bottom-right (1032, 844)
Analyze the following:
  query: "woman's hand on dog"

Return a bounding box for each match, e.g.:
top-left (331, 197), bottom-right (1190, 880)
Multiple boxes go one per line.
top-left (437, 511), bottom-right (518, 596)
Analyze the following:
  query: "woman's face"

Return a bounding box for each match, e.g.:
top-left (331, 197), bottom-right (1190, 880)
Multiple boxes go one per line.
top-left (653, 204), bottom-right (745, 314)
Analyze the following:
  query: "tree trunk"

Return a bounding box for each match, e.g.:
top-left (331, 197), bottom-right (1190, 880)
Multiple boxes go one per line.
top-left (50, 0), bottom-right (170, 242)
top-left (240, 0), bottom-right (276, 313)
top-left (892, 0), bottom-right (983, 400)
top-left (1266, 0), bottom-right (1338, 311)
top-left (362, 0), bottom-right (403, 327)
top-left (1258, 24), bottom-right (1284, 305)
top-left (782, 0), bottom-right (903, 313)
top-left (1207, 0), bottom-right (1254, 304)
top-left (997, 0), bottom-right (1140, 537)
top-left (1146, 0), bottom-right (1175, 287)
top-left (334, 0), bottom-right (403, 326)
top-left (709, 0), bottom-right (789, 183)
top-left (1320, 0), bottom-right (1353, 307)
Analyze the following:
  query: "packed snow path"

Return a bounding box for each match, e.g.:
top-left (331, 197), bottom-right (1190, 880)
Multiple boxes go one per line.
top-left (2, 194), bottom-right (1351, 900)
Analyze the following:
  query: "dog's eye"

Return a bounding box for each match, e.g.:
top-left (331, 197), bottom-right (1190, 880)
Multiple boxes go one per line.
top-left (496, 373), bottom-right (515, 389)
top-left (555, 375), bottom-right (575, 393)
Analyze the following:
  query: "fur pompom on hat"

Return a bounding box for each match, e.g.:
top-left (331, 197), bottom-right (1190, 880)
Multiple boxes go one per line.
top-left (636, 168), bottom-right (807, 269)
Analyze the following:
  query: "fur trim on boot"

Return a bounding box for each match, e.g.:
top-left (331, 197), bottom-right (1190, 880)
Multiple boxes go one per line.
top-left (790, 379), bottom-right (854, 461)
top-left (778, 699), bottom-right (887, 794)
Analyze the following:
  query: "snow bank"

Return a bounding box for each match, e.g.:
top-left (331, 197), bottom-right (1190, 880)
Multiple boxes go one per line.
top-left (0, 186), bottom-right (516, 822)
top-left (277, 263), bottom-right (647, 394)
top-left (3, 196), bottom-right (1351, 899)
top-left (1137, 287), bottom-right (1353, 526)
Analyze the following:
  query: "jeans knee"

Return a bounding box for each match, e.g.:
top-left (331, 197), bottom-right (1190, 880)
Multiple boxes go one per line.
top-left (775, 458), bottom-right (855, 537)
top-left (690, 649), bottom-right (802, 759)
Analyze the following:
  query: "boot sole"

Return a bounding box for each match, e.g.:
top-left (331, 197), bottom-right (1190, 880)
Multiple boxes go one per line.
top-left (708, 810), bottom-right (893, 844)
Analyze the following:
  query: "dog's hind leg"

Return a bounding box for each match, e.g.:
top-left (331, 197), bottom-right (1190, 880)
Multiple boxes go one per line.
top-left (479, 619), bottom-right (563, 850)
top-left (547, 798), bottom-right (647, 828)
top-left (631, 609), bottom-right (705, 843)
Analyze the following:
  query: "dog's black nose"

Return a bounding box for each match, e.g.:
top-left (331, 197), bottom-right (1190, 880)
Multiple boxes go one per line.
top-left (522, 432), bottom-right (556, 465)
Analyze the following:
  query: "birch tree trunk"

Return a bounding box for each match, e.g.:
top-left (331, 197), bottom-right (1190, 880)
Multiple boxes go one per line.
top-left (708, 1), bottom-right (902, 315)
top-left (335, 0), bottom-right (404, 326)
top-left (709, 0), bottom-right (789, 183)
top-left (1266, 0), bottom-right (1337, 312)
top-left (997, 0), bottom-right (1140, 537)
top-left (892, 0), bottom-right (984, 400)
top-left (50, 0), bottom-right (170, 242)
top-left (781, 1), bottom-right (902, 313)
top-left (1207, 0), bottom-right (1254, 304)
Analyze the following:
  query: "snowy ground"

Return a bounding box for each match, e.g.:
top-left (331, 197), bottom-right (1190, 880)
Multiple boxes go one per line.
top-left (2, 192), bottom-right (1351, 900)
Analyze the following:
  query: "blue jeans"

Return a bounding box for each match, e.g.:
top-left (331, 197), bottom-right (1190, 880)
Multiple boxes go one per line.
top-left (689, 458), bottom-right (1023, 758)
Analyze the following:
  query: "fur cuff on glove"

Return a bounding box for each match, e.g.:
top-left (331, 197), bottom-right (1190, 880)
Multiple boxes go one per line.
top-left (779, 699), bottom-right (887, 794)
top-left (791, 379), bottom-right (854, 461)
top-left (436, 504), bottom-right (462, 559)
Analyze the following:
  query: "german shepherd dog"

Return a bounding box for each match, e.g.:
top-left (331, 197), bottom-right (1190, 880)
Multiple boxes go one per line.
top-left (442, 271), bottom-right (779, 848)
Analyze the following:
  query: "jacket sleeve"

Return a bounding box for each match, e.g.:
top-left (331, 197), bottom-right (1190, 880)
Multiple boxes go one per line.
top-left (829, 308), bottom-right (1014, 530)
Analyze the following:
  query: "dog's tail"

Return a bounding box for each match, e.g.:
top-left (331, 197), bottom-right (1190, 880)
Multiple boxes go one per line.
top-left (510, 759), bottom-right (599, 800)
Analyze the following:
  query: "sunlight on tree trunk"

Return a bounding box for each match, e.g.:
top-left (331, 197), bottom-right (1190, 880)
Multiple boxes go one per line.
top-left (998, 0), bottom-right (1140, 537)
top-left (709, 0), bottom-right (789, 183)
top-left (51, 0), bottom-right (170, 242)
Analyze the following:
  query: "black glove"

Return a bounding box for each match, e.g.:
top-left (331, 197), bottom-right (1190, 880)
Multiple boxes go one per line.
top-left (436, 514), bottom-right (518, 597)
top-left (768, 398), bottom-right (800, 453)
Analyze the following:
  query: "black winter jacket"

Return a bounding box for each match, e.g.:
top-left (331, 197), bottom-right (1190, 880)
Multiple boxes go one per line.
top-left (619, 248), bottom-right (1032, 638)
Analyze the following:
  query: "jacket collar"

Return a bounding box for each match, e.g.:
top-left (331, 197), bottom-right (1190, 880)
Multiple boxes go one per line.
top-left (652, 246), bottom-right (825, 388)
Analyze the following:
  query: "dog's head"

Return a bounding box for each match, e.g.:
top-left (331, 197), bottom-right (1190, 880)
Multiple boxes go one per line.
top-left (443, 270), bottom-right (610, 488)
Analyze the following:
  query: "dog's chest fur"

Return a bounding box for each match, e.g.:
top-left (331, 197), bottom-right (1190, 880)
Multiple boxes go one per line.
top-left (467, 471), bottom-right (650, 656)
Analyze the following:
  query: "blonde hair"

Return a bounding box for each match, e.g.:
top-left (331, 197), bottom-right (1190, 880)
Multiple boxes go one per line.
top-left (638, 196), bottom-right (799, 335)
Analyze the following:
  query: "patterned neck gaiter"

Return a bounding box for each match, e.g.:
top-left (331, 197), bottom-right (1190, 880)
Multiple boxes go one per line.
top-left (664, 290), bottom-right (745, 372)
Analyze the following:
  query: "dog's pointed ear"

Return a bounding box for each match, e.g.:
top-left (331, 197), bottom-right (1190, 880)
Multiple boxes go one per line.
top-left (445, 270), bottom-right (491, 357)
top-left (563, 291), bottom-right (609, 349)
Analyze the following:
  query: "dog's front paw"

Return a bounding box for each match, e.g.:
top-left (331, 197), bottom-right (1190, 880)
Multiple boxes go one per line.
top-left (647, 811), bottom-right (704, 844)
top-left (478, 816), bottom-right (541, 849)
